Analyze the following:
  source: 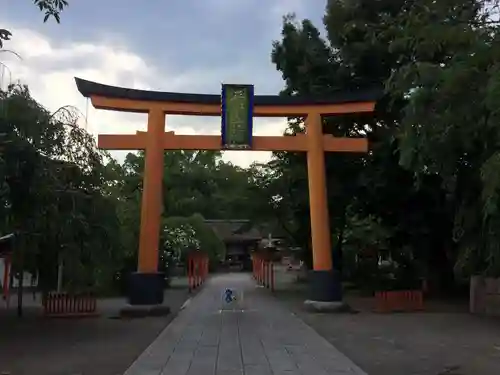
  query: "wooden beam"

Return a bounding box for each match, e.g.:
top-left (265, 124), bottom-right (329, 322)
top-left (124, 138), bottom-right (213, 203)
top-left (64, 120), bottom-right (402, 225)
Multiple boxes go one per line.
top-left (98, 134), bottom-right (146, 149)
top-left (323, 136), bottom-right (368, 153)
top-left (90, 96), bottom-right (376, 117)
top-left (98, 132), bottom-right (368, 153)
top-left (162, 134), bottom-right (308, 151)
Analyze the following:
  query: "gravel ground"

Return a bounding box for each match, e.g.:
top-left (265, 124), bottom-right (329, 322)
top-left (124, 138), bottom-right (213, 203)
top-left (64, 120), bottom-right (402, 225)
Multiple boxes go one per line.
top-left (0, 277), bottom-right (193, 375)
top-left (272, 266), bottom-right (500, 375)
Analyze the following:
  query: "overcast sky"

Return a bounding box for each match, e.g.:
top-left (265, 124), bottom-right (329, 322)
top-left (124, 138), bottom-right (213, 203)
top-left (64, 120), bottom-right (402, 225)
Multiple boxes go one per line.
top-left (2, 0), bottom-right (327, 167)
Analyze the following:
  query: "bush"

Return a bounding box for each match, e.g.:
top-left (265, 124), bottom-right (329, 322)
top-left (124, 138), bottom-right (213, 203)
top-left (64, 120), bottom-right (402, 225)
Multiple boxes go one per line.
top-left (161, 214), bottom-right (225, 272)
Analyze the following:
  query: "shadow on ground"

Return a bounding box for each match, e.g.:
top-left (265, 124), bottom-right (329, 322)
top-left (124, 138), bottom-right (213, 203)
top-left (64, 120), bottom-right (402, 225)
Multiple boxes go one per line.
top-left (272, 266), bottom-right (500, 375)
top-left (0, 277), bottom-right (192, 375)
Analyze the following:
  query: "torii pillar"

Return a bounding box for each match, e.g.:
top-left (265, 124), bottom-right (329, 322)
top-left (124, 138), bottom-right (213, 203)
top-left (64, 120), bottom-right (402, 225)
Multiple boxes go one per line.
top-left (75, 77), bottom-right (380, 306)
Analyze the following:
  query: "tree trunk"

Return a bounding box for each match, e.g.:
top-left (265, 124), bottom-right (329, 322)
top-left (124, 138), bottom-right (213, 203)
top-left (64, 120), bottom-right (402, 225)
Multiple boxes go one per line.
top-left (57, 260), bottom-right (63, 292)
top-left (15, 233), bottom-right (25, 318)
top-left (429, 241), bottom-right (457, 296)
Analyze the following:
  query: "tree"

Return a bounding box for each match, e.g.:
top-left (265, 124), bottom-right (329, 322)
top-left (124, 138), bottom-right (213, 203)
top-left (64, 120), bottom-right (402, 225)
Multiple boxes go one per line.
top-left (0, 84), bottom-right (121, 298)
top-left (270, 14), bottom-right (383, 270)
top-left (268, 0), bottom-right (500, 293)
top-left (161, 215), bottom-right (224, 268)
top-left (104, 148), bottom-right (270, 282)
top-left (385, 0), bottom-right (500, 277)
top-left (113, 149), bottom-right (269, 222)
top-left (1, 0), bottom-right (68, 49)
top-left (248, 160), bottom-right (309, 254)
top-left (162, 219), bottom-right (200, 265)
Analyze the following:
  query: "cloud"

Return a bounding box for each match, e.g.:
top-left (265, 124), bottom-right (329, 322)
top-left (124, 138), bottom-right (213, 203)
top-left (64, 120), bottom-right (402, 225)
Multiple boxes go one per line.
top-left (0, 22), bottom-right (289, 167)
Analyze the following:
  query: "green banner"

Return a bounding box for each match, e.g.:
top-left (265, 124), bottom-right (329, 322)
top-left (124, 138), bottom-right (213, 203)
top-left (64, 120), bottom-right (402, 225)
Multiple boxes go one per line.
top-left (221, 84), bottom-right (254, 149)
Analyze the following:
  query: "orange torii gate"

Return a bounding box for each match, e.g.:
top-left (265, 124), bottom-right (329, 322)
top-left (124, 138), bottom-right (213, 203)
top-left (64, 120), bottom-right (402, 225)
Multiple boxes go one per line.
top-left (75, 78), bottom-right (379, 306)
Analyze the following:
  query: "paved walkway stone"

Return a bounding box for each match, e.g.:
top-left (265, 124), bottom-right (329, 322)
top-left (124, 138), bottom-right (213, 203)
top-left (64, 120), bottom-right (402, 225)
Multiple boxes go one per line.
top-left (123, 273), bottom-right (367, 375)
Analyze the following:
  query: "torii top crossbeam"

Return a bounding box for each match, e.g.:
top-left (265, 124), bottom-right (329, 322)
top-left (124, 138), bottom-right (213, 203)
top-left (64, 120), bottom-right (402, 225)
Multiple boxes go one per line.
top-left (75, 78), bottom-right (379, 152)
top-left (75, 77), bottom-right (379, 115)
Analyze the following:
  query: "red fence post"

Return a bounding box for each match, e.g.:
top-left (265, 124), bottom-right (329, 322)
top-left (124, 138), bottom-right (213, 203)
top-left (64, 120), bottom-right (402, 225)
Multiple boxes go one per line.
top-left (201, 254), bottom-right (204, 284)
top-left (44, 293), bottom-right (50, 315)
top-left (264, 261), bottom-right (268, 288)
top-left (251, 254), bottom-right (254, 279)
top-left (270, 262), bottom-right (275, 292)
top-left (49, 293), bottom-right (54, 315)
top-left (256, 256), bottom-right (260, 283)
top-left (200, 254), bottom-right (203, 284)
top-left (57, 293), bottom-right (62, 314)
top-left (205, 255), bottom-right (208, 280)
top-left (376, 291), bottom-right (382, 313)
top-left (268, 261), bottom-right (271, 289)
top-left (204, 254), bottom-right (207, 282)
top-left (255, 256), bottom-right (259, 283)
top-left (56, 293), bottom-right (62, 314)
top-left (261, 259), bottom-right (265, 286)
top-left (197, 253), bottom-right (200, 286)
top-left (261, 258), bottom-right (265, 286)
top-left (250, 254), bottom-right (253, 278)
top-left (259, 258), bottom-right (263, 285)
top-left (268, 261), bottom-right (271, 288)
top-left (264, 260), bottom-right (269, 288)
top-left (412, 290), bottom-right (424, 311)
top-left (204, 254), bottom-right (207, 281)
top-left (201, 254), bottom-right (204, 283)
top-left (255, 255), bottom-right (259, 283)
top-left (188, 254), bottom-right (193, 292)
top-left (263, 259), bottom-right (266, 286)
top-left (195, 253), bottom-right (200, 288)
top-left (192, 253), bottom-right (196, 289)
top-left (199, 253), bottom-right (203, 285)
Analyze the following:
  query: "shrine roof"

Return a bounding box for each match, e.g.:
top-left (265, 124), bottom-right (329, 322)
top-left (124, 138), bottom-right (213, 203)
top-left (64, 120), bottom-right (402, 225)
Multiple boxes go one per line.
top-left (204, 220), bottom-right (261, 242)
top-left (75, 77), bottom-right (382, 106)
top-left (204, 220), bottom-right (287, 242)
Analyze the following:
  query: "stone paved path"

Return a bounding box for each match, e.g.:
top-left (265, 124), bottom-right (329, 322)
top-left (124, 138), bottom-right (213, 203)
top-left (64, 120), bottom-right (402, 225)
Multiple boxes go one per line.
top-left (124, 273), bottom-right (367, 375)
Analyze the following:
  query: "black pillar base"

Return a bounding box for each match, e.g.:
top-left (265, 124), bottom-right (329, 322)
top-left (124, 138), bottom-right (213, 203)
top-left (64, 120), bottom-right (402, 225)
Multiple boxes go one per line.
top-left (308, 269), bottom-right (342, 302)
top-left (128, 272), bottom-right (165, 305)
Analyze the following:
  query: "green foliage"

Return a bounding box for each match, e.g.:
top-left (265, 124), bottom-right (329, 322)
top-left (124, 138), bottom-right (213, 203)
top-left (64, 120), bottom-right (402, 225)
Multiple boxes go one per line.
top-left (161, 214), bottom-right (225, 266)
top-left (162, 216), bottom-right (200, 261)
top-left (0, 29), bottom-right (11, 49)
top-left (383, 1), bottom-right (500, 277)
top-left (105, 149), bottom-right (267, 284)
top-left (1, 0), bottom-right (68, 49)
top-left (342, 212), bottom-right (392, 254)
top-left (0, 84), bottom-right (121, 293)
top-left (34, 0), bottom-right (68, 23)
top-left (267, 0), bottom-right (500, 292)
top-left (8, 0), bottom-right (500, 300)
top-left (188, 213), bottom-right (226, 263)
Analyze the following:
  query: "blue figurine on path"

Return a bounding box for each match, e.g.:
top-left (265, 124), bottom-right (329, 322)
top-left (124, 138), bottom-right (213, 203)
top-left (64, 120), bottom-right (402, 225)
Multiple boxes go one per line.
top-left (224, 288), bottom-right (237, 304)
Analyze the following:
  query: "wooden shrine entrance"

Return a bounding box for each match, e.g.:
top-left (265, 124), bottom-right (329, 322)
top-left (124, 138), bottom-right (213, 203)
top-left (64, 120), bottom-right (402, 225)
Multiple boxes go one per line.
top-left (75, 78), bottom-right (379, 306)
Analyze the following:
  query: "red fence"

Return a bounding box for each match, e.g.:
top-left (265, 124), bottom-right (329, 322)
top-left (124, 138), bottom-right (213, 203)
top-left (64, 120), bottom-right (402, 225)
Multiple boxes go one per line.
top-left (188, 252), bottom-right (209, 292)
top-left (43, 292), bottom-right (98, 317)
top-left (375, 290), bottom-right (424, 313)
top-left (252, 254), bottom-right (274, 291)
